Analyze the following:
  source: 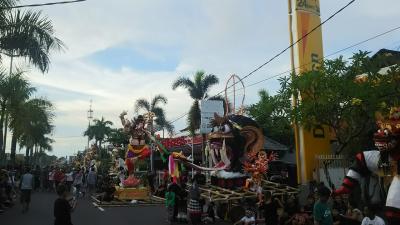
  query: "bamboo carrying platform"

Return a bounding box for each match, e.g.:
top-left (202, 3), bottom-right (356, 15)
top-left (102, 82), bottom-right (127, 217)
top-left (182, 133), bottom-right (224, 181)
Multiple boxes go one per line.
top-left (192, 179), bottom-right (299, 203)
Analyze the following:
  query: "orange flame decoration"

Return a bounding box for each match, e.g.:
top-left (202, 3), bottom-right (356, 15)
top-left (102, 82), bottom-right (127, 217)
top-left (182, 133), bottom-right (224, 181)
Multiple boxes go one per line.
top-left (243, 151), bottom-right (278, 175)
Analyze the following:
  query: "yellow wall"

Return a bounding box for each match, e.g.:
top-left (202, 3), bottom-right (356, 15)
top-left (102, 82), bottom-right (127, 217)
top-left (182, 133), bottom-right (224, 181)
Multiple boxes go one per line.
top-left (291, 0), bottom-right (331, 184)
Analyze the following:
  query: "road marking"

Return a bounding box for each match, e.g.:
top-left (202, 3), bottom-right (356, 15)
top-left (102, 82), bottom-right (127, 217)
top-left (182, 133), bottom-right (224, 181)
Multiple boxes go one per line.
top-left (92, 202), bottom-right (105, 212)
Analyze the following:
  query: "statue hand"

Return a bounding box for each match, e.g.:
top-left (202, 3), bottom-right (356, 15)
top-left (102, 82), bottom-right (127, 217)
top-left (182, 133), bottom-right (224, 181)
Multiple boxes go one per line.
top-left (120, 111), bottom-right (128, 118)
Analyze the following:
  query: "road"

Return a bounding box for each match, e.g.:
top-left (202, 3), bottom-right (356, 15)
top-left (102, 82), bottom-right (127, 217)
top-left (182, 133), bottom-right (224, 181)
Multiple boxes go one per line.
top-left (1, 191), bottom-right (230, 225)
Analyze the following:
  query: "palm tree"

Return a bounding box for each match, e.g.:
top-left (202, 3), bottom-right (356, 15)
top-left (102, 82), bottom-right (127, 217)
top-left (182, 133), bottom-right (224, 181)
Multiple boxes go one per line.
top-left (84, 117), bottom-right (113, 148)
top-left (16, 98), bottom-right (54, 164)
top-left (0, 4), bottom-right (63, 162)
top-left (172, 70), bottom-right (219, 134)
top-left (0, 71), bottom-right (36, 162)
top-left (134, 94), bottom-right (174, 136)
top-left (0, 9), bottom-right (64, 72)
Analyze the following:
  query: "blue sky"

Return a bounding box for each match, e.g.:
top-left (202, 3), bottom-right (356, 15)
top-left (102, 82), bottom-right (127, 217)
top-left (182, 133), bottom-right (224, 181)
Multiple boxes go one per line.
top-left (4, 0), bottom-right (400, 157)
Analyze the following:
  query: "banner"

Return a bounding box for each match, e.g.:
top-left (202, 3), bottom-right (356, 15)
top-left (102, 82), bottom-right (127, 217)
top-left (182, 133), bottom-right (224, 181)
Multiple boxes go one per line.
top-left (200, 100), bottom-right (224, 134)
top-left (291, 0), bottom-right (331, 183)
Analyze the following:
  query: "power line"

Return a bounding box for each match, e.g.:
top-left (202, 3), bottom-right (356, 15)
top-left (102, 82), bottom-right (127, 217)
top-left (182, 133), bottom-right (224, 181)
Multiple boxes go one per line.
top-left (169, 0), bottom-right (356, 125)
top-left (229, 25), bottom-right (400, 93)
top-left (170, 24), bottom-right (400, 125)
top-left (221, 0), bottom-right (356, 96)
top-left (0, 0), bottom-right (86, 10)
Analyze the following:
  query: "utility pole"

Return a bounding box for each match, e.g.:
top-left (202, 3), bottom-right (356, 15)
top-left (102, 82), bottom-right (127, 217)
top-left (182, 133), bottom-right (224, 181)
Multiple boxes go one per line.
top-left (87, 99), bottom-right (93, 149)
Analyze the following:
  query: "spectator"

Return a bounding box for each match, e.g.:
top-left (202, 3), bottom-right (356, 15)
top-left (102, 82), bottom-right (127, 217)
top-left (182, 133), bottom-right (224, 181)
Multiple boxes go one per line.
top-left (333, 196), bottom-right (347, 215)
top-left (351, 208), bottom-right (364, 222)
top-left (313, 186), bottom-right (333, 225)
top-left (166, 178), bottom-right (181, 223)
top-left (54, 184), bottom-right (76, 225)
top-left (361, 205), bottom-right (385, 225)
top-left (234, 208), bottom-right (256, 225)
top-left (165, 182), bottom-right (177, 224)
top-left (41, 166), bottom-right (49, 192)
top-left (20, 167), bottom-right (34, 213)
top-left (304, 194), bottom-right (315, 216)
top-left (33, 165), bottom-right (41, 191)
top-left (65, 170), bottom-right (74, 192)
top-left (86, 168), bottom-right (97, 196)
top-left (332, 208), bottom-right (345, 225)
top-left (203, 202), bottom-right (215, 224)
top-left (54, 168), bottom-right (65, 189)
top-left (291, 206), bottom-right (311, 225)
top-left (72, 169), bottom-right (83, 199)
top-left (259, 191), bottom-right (284, 225)
top-left (187, 181), bottom-right (202, 225)
top-left (49, 168), bottom-right (55, 191)
top-left (285, 195), bottom-right (299, 217)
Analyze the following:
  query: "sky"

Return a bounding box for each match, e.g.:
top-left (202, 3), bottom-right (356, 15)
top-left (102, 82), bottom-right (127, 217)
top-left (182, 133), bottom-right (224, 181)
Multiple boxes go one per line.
top-left (4, 0), bottom-right (400, 157)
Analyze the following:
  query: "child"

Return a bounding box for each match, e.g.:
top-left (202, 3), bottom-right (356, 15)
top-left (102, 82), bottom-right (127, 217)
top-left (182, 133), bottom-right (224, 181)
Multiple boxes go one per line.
top-left (54, 184), bottom-right (76, 225)
top-left (361, 205), bottom-right (385, 225)
top-left (234, 209), bottom-right (256, 225)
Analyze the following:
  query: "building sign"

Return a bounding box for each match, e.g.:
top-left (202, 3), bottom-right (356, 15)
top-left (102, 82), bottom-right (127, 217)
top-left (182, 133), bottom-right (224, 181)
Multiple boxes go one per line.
top-left (296, 0), bottom-right (320, 15)
top-left (200, 100), bottom-right (224, 134)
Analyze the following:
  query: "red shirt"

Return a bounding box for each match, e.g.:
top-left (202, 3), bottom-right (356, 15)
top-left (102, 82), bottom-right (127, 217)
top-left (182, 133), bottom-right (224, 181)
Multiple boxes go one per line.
top-left (54, 171), bottom-right (65, 182)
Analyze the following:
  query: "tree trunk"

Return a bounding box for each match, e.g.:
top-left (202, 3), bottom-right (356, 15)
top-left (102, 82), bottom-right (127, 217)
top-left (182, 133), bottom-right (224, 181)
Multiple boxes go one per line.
top-left (0, 105), bottom-right (6, 162)
top-left (25, 147), bottom-right (30, 165)
top-left (10, 133), bottom-right (17, 166)
top-left (2, 113), bottom-right (9, 153)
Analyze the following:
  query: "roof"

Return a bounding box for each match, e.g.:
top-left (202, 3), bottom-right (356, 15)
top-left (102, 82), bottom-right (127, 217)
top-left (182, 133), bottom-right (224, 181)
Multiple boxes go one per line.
top-left (371, 49), bottom-right (400, 68)
top-left (263, 136), bottom-right (289, 151)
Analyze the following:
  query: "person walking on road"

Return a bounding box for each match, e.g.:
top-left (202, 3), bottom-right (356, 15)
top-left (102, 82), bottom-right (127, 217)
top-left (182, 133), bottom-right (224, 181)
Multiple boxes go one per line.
top-left (72, 169), bottom-right (83, 198)
top-left (86, 167), bottom-right (97, 196)
top-left (19, 167), bottom-right (34, 213)
top-left (54, 184), bottom-right (76, 225)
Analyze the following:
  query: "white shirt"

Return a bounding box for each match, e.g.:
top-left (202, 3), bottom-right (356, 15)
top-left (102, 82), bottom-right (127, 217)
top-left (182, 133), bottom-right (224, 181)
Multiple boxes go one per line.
top-left (240, 216), bottom-right (255, 224)
top-left (66, 172), bottom-right (74, 182)
top-left (361, 216), bottom-right (385, 225)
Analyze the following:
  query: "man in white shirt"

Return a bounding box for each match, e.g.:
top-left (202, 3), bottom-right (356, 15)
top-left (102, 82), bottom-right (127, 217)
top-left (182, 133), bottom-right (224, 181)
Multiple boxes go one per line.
top-left (20, 167), bottom-right (34, 213)
top-left (362, 205), bottom-right (386, 225)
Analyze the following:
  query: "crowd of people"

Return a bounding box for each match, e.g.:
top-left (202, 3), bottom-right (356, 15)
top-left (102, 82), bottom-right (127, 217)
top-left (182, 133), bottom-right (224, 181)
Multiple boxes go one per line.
top-left (1, 164), bottom-right (390, 225)
top-left (160, 175), bottom-right (387, 225)
top-left (0, 164), bottom-right (100, 216)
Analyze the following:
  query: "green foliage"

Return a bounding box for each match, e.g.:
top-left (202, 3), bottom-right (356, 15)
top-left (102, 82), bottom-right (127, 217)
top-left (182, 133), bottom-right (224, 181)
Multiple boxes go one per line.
top-left (172, 70), bottom-right (219, 134)
top-left (134, 94), bottom-right (174, 136)
top-left (106, 128), bottom-right (129, 147)
top-left (84, 117), bottom-right (113, 148)
top-left (290, 51), bottom-right (400, 155)
top-left (247, 77), bottom-right (293, 147)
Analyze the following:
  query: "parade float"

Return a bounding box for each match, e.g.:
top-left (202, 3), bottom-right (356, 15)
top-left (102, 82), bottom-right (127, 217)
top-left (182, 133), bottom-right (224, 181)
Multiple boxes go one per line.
top-left (112, 111), bottom-right (152, 201)
top-left (334, 107), bottom-right (400, 225)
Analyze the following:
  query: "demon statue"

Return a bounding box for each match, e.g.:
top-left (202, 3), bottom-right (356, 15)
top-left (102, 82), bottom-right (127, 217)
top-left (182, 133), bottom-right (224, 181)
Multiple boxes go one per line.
top-left (119, 111), bottom-right (151, 187)
top-left (334, 107), bottom-right (400, 225)
top-left (204, 113), bottom-right (268, 189)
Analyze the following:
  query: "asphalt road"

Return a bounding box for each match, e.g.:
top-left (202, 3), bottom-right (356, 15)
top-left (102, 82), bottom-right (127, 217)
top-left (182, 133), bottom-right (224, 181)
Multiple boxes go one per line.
top-left (1, 192), bottom-right (230, 225)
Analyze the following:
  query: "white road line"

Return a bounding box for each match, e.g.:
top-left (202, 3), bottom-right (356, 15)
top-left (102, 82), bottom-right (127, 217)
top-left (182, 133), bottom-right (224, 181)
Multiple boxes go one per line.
top-left (92, 202), bottom-right (105, 212)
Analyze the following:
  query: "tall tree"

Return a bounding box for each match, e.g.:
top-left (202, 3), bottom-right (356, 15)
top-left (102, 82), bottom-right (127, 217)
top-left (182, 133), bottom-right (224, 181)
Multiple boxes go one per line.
top-left (172, 70), bottom-right (219, 135)
top-left (134, 94), bottom-right (174, 136)
top-left (17, 98), bottom-right (54, 164)
top-left (0, 4), bottom-right (63, 162)
top-left (84, 117), bottom-right (113, 148)
top-left (290, 51), bottom-right (400, 155)
top-left (247, 77), bottom-right (293, 147)
top-left (4, 72), bottom-right (36, 164)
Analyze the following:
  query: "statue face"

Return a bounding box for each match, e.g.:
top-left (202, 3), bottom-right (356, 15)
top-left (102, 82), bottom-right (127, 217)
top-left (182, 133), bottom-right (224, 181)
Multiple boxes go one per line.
top-left (374, 128), bottom-right (399, 152)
